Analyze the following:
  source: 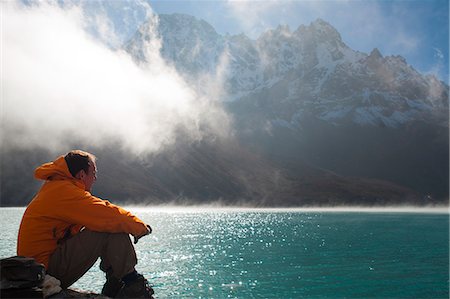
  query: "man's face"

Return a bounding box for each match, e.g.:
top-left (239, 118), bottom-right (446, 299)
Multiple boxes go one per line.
top-left (81, 161), bottom-right (97, 192)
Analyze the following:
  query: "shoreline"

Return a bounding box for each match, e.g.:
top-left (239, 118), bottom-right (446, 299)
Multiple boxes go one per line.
top-left (2, 205), bottom-right (449, 214)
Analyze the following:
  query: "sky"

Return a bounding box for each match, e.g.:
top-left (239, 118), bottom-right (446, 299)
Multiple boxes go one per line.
top-left (147, 0), bottom-right (449, 83)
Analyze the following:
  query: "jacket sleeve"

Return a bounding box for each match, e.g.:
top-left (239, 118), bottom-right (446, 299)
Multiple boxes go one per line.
top-left (54, 187), bottom-right (149, 236)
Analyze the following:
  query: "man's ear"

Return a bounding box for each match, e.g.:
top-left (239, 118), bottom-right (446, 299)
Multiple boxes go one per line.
top-left (75, 170), bottom-right (85, 180)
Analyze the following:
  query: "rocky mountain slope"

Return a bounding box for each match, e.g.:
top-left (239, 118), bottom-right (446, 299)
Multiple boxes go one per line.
top-left (1, 138), bottom-right (422, 207)
top-left (1, 15), bottom-right (447, 206)
top-left (123, 14), bottom-right (449, 203)
top-left (127, 15), bottom-right (448, 128)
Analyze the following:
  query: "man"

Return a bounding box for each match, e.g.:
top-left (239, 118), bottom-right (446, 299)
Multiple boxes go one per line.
top-left (17, 150), bottom-right (154, 298)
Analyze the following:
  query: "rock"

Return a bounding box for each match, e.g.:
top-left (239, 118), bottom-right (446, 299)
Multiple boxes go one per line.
top-left (0, 288), bottom-right (108, 299)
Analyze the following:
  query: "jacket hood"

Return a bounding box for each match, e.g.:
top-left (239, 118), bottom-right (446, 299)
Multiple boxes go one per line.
top-left (34, 156), bottom-right (74, 181)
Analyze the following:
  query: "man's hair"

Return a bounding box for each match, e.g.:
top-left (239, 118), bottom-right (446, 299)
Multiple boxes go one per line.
top-left (64, 150), bottom-right (96, 178)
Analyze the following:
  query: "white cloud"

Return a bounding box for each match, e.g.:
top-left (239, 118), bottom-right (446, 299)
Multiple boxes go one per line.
top-left (424, 48), bottom-right (447, 82)
top-left (225, 0), bottom-right (287, 37)
top-left (1, 1), bottom-right (231, 156)
top-left (390, 31), bottom-right (419, 53)
top-left (434, 48), bottom-right (444, 60)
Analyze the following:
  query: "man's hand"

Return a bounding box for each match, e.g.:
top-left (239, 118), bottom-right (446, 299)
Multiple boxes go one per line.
top-left (134, 224), bottom-right (152, 244)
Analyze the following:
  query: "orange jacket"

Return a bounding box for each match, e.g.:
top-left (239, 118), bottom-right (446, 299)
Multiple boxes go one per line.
top-left (17, 156), bottom-right (149, 268)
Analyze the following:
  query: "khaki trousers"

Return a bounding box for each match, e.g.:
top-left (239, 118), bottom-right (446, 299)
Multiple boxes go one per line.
top-left (47, 230), bottom-right (137, 289)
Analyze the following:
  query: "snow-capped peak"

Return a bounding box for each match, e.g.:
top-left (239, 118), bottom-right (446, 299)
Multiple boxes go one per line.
top-left (126, 14), bottom-right (449, 128)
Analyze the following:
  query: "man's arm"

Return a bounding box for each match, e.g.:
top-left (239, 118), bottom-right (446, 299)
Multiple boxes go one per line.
top-left (54, 189), bottom-right (150, 238)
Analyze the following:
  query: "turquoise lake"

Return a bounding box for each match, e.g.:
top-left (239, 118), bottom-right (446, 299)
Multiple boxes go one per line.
top-left (1, 207), bottom-right (449, 298)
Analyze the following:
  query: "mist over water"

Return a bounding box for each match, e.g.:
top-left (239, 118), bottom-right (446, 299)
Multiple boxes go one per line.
top-left (127, 204), bottom-right (450, 214)
top-left (2, 1), bottom-right (231, 156)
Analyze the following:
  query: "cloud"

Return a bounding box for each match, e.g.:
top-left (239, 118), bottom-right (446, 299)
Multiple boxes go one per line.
top-left (424, 48), bottom-right (447, 83)
top-left (389, 31), bottom-right (419, 53)
top-left (433, 48), bottom-right (444, 60)
top-left (1, 1), bottom-right (231, 156)
top-left (225, 0), bottom-right (287, 37)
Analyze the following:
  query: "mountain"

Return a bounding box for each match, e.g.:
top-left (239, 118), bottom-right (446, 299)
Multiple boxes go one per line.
top-left (1, 15), bottom-right (447, 207)
top-left (125, 14), bottom-right (448, 202)
top-left (0, 138), bottom-right (422, 207)
top-left (127, 15), bottom-right (448, 128)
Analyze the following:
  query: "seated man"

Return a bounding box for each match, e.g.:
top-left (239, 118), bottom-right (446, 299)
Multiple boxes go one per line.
top-left (17, 150), bottom-right (154, 298)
